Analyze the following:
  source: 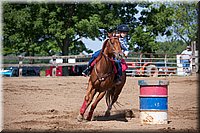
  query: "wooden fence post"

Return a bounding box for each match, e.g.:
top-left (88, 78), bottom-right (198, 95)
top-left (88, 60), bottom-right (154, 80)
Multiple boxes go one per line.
top-left (164, 54), bottom-right (167, 75)
top-left (52, 55), bottom-right (57, 77)
top-left (191, 41), bottom-right (196, 73)
top-left (139, 53), bottom-right (142, 75)
top-left (18, 55), bottom-right (23, 77)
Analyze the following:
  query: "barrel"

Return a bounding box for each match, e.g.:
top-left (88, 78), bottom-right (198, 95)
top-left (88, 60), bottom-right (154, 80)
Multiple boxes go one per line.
top-left (138, 80), bottom-right (169, 124)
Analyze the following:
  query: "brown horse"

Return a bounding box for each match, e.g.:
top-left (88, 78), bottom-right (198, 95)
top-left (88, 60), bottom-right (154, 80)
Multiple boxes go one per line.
top-left (77, 35), bottom-right (126, 122)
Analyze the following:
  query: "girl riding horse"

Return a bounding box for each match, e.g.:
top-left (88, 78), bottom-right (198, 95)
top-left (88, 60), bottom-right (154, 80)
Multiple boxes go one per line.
top-left (77, 35), bottom-right (126, 121)
top-left (82, 24), bottom-right (130, 85)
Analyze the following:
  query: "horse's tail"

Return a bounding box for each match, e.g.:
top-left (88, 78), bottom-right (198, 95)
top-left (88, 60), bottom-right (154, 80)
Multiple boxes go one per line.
top-left (105, 72), bottom-right (126, 111)
top-left (105, 90), bottom-right (111, 107)
top-left (105, 87), bottom-right (115, 107)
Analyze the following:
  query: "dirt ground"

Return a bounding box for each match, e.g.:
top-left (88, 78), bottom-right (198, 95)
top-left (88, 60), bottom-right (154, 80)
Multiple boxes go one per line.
top-left (2, 74), bottom-right (199, 132)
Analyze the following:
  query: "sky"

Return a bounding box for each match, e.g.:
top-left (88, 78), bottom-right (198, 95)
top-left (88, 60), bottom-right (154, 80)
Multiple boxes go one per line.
top-left (82, 38), bottom-right (102, 53)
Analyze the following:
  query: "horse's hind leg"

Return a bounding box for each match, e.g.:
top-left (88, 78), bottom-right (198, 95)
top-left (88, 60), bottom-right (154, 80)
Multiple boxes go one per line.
top-left (105, 89), bottom-right (114, 117)
top-left (104, 91), bottom-right (120, 117)
top-left (86, 91), bottom-right (106, 121)
top-left (105, 77), bottom-right (125, 117)
top-left (105, 104), bottom-right (112, 117)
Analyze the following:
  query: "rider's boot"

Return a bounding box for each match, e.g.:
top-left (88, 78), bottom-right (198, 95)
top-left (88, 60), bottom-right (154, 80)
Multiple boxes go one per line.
top-left (82, 66), bottom-right (91, 77)
top-left (115, 75), bottom-right (122, 85)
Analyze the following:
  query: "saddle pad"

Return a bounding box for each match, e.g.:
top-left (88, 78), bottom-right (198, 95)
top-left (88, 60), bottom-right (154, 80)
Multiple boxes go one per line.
top-left (121, 59), bottom-right (128, 72)
top-left (113, 59), bottom-right (128, 73)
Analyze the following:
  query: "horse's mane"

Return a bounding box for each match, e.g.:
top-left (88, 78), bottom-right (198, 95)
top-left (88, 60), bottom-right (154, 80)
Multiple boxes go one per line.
top-left (100, 38), bottom-right (109, 54)
top-left (90, 39), bottom-right (109, 65)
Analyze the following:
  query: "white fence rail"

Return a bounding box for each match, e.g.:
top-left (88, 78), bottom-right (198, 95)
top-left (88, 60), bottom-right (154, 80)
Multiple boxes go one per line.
top-left (2, 52), bottom-right (199, 77)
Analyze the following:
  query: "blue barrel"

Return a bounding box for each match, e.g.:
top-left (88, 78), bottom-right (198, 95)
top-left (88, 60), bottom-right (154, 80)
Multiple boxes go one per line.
top-left (138, 80), bottom-right (169, 124)
top-left (139, 97), bottom-right (168, 110)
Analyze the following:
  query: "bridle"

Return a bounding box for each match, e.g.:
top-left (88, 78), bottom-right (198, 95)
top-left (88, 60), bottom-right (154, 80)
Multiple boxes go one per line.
top-left (92, 37), bottom-right (121, 84)
top-left (102, 37), bottom-right (120, 61)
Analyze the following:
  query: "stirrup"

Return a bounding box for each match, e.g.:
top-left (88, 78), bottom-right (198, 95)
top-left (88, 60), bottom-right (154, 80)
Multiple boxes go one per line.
top-left (82, 72), bottom-right (86, 77)
top-left (115, 80), bottom-right (122, 85)
top-left (82, 66), bottom-right (91, 77)
top-left (82, 70), bottom-right (89, 77)
top-left (115, 76), bottom-right (122, 85)
top-left (82, 72), bottom-right (88, 77)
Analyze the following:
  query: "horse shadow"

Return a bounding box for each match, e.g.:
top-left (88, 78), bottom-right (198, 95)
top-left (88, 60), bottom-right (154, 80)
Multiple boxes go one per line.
top-left (92, 109), bottom-right (136, 122)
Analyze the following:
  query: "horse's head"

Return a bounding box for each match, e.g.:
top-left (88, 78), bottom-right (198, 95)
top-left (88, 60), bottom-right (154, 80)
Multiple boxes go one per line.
top-left (103, 35), bottom-right (123, 60)
top-left (108, 37), bottom-right (123, 60)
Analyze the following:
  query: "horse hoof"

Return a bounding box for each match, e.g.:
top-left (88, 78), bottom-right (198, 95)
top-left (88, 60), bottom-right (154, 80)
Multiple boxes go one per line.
top-left (105, 111), bottom-right (110, 117)
top-left (86, 117), bottom-right (92, 121)
top-left (82, 119), bottom-right (89, 123)
top-left (77, 114), bottom-right (84, 122)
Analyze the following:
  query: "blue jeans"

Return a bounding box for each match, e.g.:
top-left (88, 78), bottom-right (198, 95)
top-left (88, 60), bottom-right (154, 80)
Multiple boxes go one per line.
top-left (88, 50), bottom-right (101, 65)
top-left (88, 50), bottom-right (122, 76)
top-left (181, 59), bottom-right (190, 68)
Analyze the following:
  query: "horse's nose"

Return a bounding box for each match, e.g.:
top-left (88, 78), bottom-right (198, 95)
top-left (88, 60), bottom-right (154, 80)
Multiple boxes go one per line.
top-left (116, 52), bottom-right (123, 60)
top-left (119, 53), bottom-right (123, 58)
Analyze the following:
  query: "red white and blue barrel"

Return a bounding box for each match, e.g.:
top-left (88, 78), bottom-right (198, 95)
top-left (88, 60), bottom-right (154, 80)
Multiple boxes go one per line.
top-left (138, 80), bottom-right (169, 124)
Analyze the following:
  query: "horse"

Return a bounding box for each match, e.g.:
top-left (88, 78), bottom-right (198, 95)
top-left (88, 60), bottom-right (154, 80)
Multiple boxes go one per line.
top-left (77, 35), bottom-right (127, 122)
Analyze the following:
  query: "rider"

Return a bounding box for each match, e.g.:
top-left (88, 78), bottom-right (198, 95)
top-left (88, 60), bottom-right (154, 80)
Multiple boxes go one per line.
top-left (82, 24), bottom-right (130, 84)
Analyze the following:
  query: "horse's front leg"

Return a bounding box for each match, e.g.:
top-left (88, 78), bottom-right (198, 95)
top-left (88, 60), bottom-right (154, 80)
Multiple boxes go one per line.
top-left (77, 80), bottom-right (95, 122)
top-left (86, 91), bottom-right (106, 121)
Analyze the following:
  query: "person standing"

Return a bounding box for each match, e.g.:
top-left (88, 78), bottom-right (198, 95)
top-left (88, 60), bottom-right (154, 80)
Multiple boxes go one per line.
top-left (180, 46), bottom-right (192, 75)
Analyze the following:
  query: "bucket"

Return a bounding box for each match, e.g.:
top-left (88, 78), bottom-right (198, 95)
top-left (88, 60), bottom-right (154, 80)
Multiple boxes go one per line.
top-left (138, 80), bottom-right (169, 124)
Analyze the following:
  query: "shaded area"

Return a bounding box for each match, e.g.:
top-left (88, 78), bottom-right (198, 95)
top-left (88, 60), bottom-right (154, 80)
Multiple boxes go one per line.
top-left (93, 109), bottom-right (136, 122)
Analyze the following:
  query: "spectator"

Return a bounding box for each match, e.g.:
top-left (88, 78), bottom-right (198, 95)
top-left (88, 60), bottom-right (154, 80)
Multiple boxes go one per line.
top-left (180, 46), bottom-right (192, 75)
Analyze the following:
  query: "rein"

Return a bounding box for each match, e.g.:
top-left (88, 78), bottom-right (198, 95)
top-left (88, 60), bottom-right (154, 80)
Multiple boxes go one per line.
top-left (92, 38), bottom-right (117, 83)
top-left (94, 61), bottom-right (114, 82)
top-left (94, 53), bottom-right (115, 81)
top-left (101, 38), bottom-right (117, 62)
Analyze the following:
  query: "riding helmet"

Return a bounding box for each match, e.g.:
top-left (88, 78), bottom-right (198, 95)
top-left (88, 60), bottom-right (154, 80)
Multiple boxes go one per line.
top-left (117, 24), bottom-right (130, 32)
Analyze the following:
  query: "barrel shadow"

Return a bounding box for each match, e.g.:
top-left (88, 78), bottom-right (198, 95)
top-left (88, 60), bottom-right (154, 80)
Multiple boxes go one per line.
top-left (92, 109), bottom-right (135, 122)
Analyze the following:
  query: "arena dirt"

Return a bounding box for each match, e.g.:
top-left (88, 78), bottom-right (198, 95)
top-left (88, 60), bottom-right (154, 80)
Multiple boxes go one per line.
top-left (2, 75), bottom-right (199, 132)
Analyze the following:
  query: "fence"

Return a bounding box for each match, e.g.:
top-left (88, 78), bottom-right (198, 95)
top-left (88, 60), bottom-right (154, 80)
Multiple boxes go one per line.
top-left (125, 52), bottom-right (199, 76)
top-left (2, 52), bottom-right (199, 77)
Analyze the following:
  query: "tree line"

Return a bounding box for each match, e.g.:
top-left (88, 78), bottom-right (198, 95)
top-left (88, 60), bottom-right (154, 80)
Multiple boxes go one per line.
top-left (2, 2), bottom-right (198, 56)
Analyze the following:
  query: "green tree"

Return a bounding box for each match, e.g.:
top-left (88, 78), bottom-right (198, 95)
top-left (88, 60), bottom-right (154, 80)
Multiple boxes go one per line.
top-left (156, 39), bottom-right (186, 55)
top-left (3, 3), bottom-right (139, 56)
top-left (3, 2), bottom-right (175, 56)
top-left (3, 3), bottom-right (41, 56)
top-left (169, 2), bottom-right (198, 45)
top-left (129, 2), bottom-right (174, 53)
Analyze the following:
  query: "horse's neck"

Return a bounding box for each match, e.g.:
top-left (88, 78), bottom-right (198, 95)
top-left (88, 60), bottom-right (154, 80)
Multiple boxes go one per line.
top-left (96, 53), bottom-right (113, 73)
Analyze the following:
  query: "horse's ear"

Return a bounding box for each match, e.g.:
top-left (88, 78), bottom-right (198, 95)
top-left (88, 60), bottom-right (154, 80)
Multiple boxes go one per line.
top-left (101, 39), bottom-right (109, 53)
top-left (107, 32), bottom-right (113, 38)
top-left (115, 33), bottom-right (120, 38)
top-left (112, 31), bottom-right (118, 37)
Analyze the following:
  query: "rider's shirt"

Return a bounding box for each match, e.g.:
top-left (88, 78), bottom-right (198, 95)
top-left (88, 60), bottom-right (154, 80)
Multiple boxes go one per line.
top-left (181, 50), bottom-right (192, 60)
top-left (119, 37), bottom-right (129, 56)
